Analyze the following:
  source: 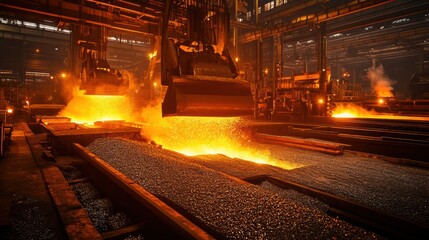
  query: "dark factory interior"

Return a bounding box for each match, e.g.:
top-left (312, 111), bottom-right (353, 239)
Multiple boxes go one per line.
top-left (0, 0), bottom-right (428, 239)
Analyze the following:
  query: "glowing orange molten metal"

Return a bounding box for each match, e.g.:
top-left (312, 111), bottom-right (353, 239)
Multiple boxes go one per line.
top-left (60, 90), bottom-right (301, 170)
top-left (59, 90), bottom-right (134, 124)
top-left (140, 105), bottom-right (301, 170)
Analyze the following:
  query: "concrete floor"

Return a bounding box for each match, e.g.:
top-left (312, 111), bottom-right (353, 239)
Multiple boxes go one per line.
top-left (0, 123), bottom-right (66, 239)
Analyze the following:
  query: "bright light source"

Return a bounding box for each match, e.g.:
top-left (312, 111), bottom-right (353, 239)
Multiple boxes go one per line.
top-left (378, 98), bottom-right (385, 105)
top-left (61, 72), bottom-right (67, 78)
top-left (7, 108), bottom-right (13, 113)
top-left (50, 76), bottom-right (54, 79)
top-left (235, 57), bottom-right (239, 62)
top-left (149, 51), bottom-right (157, 60)
top-left (318, 98), bottom-right (324, 104)
top-left (153, 82), bottom-right (157, 87)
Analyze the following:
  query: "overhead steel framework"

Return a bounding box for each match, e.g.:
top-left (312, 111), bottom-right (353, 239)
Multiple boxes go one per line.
top-left (240, 0), bottom-right (393, 43)
top-left (0, 0), bottom-right (161, 35)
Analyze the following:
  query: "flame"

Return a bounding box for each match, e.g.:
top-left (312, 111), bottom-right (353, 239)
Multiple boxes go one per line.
top-left (332, 103), bottom-right (378, 118)
top-left (58, 88), bottom-right (135, 124)
top-left (140, 104), bottom-right (302, 170)
top-left (59, 89), bottom-right (302, 170)
top-left (332, 103), bottom-right (429, 121)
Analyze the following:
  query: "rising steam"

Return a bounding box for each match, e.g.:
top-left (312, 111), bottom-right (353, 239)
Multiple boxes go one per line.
top-left (367, 65), bottom-right (395, 97)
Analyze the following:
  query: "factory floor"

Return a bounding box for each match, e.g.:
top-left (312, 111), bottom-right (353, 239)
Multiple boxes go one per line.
top-left (0, 123), bottom-right (66, 239)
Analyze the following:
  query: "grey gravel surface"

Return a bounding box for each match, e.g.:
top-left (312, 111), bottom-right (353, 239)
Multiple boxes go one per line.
top-left (0, 194), bottom-right (56, 240)
top-left (258, 182), bottom-right (329, 213)
top-left (60, 165), bottom-right (84, 180)
top-left (71, 182), bottom-right (132, 232)
top-left (87, 138), bottom-right (380, 239)
top-left (192, 141), bottom-right (429, 227)
top-left (123, 234), bottom-right (145, 240)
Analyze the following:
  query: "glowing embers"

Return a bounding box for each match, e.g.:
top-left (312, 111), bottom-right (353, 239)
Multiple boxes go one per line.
top-left (332, 104), bottom-right (373, 118)
top-left (332, 103), bottom-right (429, 121)
top-left (140, 114), bottom-right (300, 170)
top-left (59, 90), bottom-right (134, 124)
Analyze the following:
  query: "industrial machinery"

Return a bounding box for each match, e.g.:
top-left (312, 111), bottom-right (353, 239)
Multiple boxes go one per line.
top-left (409, 72), bottom-right (429, 100)
top-left (71, 25), bottom-right (129, 95)
top-left (160, 0), bottom-right (254, 117)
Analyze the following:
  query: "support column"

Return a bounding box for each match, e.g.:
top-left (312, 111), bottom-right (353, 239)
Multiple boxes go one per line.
top-left (272, 36), bottom-right (276, 95)
top-left (255, 37), bottom-right (262, 119)
top-left (316, 22), bottom-right (328, 116)
top-left (273, 33), bottom-right (282, 113)
top-left (255, 0), bottom-right (259, 25)
top-left (19, 41), bottom-right (26, 84)
top-left (316, 22), bottom-right (327, 93)
top-left (161, 0), bottom-right (172, 86)
top-left (233, 0), bottom-right (238, 59)
top-left (69, 24), bottom-right (80, 80)
top-left (372, 56), bottom-right (377, 69)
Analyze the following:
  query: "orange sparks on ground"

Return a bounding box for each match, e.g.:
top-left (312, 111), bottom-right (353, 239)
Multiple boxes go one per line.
top-left (332, 104), bottom-right (375, 118)
top-left (332, 103), bottom-right (429, 121)
top-left (139, 104), bottom-right (302, 170)
top-left (59, 91), bottom-right (301, 170)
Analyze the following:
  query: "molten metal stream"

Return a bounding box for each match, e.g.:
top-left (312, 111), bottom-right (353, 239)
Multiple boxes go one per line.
top-left (140, 115), bottom-right (301, 170)
top-left (61, 96), bottom-right (301, 170)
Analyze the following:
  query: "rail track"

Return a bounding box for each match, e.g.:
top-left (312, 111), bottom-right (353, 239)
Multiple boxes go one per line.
top-left (49, 144), bottom-right (213, 240)
top-left (251, 117), bottom-right (429, 163)
top-left (241, 175), bottom-right (428, 239)
top-left (25, 119), bottom-right (429, 239)
top-left (25, 122), bottom-right (212, 239)
top-left (43, 139), bottom-right (428, 240)
top-left (57, 142), bottom-right (428, 239)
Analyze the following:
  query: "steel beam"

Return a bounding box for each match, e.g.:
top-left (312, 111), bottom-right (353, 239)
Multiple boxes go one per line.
top-left (0, 0), bottom-right (158, 36)
top-left (240, 0), bottom-right (393, 43)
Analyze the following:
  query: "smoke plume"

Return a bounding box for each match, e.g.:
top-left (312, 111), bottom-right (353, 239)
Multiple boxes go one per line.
top-left (367, 65), bottom-right (395, 97)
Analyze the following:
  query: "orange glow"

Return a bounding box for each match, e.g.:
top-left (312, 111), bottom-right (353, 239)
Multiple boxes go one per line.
top-left (139, 104), bottom-right (302, 170)
top-left (332, 104), bottom-right (368, 118)
top-left (59, 91), bottom-right (302, 170)
top-left (378, 98), bottom-right (385, 105)
top-left (59, 89), bottom-right (135, 124)
top-left (61, 72), bottom-right (67, 78)
top-left (367, 65), bottom-right (394, 98)
top-left (318, 98), bottom-right (324, 104)
top-left (6, 108), bottom-right (13, 113)
top-left (332, 104), bottom-right (378, 118)
top-left (149, 51), bottom-right (157, 60)
top-left (332, 103), bottom-right (429, 121)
